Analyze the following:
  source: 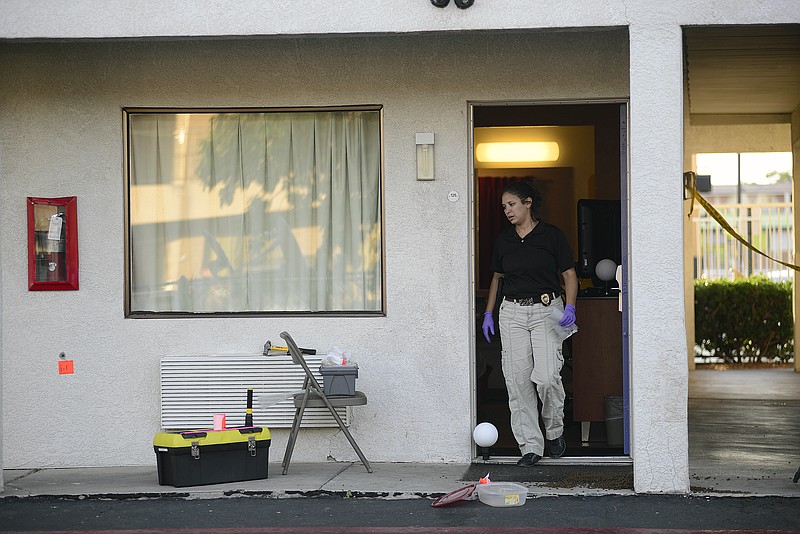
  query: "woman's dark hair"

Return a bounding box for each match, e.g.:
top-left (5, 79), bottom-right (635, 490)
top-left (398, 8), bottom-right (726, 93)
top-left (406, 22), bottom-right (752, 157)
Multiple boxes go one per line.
top-left (502, 181), bottom-right (542, 215)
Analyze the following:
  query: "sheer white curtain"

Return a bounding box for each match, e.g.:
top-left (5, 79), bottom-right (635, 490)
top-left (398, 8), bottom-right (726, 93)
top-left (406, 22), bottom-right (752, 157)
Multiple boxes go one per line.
top-left (128, 110), bottom-right (382, 313)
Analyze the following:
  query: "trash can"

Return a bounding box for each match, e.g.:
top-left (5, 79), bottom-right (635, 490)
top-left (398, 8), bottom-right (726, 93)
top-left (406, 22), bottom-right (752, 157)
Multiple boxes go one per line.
top-left (604, 394), bottom-right (624, 447)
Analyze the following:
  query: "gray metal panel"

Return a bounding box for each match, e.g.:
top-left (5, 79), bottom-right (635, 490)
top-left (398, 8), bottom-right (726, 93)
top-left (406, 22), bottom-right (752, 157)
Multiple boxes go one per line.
top-left (160, 355), bottom-right (348, 430)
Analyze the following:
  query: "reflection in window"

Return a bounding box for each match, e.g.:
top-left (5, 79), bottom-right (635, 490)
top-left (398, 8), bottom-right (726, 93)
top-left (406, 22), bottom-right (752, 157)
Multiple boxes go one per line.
top-left (126, 109), bottom-right (383, 314)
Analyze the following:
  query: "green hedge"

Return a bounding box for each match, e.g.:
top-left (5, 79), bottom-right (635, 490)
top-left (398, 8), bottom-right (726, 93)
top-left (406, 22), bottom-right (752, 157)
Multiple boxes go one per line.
top-left (694, 276), bottom-right (794, 363)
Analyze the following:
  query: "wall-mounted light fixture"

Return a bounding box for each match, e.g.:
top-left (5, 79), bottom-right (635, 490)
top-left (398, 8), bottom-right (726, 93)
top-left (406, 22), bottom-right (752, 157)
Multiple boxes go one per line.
top-left (475, 141), bottom-right (560, 164)
top-left (454, 0), bottom-right (475, 8)
top-left (431, 0), bottom-right (475, 7)
top-left (416, 133), bottom-right (435, 181)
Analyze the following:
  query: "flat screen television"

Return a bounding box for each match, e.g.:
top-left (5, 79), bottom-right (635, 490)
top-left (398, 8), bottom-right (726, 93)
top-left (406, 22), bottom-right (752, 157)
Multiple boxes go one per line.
top-left (576, 199), bottom-right (621, 286)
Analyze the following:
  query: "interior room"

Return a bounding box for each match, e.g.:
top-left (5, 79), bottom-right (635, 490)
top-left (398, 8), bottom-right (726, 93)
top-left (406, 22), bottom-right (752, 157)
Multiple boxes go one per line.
top-left (473, 102), bottom-right (627, 459)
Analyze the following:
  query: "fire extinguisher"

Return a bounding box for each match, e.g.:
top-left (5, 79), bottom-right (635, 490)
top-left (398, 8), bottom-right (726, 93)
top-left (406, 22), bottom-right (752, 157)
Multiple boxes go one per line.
top-left (35, 213), bottom-right (66, 282)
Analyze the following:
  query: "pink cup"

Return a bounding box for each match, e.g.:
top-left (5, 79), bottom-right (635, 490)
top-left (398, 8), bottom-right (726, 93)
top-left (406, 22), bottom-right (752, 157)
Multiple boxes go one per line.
top-left (213, 413), bottom-right (227, 430)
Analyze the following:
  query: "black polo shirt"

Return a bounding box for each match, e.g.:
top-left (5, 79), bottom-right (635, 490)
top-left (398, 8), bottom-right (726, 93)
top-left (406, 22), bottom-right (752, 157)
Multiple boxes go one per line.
top-left (490, 221), bottom-right (574, 298)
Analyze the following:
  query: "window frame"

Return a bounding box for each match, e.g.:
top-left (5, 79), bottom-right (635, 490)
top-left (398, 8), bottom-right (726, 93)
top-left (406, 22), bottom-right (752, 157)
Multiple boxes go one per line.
top-left (122, 106), bottom-right (386, 318)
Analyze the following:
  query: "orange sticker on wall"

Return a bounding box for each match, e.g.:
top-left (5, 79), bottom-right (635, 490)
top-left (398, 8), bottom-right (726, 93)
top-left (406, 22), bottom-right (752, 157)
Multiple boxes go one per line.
top-left (58, 359), bottom-right (74, 375)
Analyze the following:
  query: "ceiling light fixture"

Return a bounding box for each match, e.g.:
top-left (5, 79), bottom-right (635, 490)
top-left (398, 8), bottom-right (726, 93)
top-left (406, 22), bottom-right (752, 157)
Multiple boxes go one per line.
top-left (475, 141), bottom-right (560, 163)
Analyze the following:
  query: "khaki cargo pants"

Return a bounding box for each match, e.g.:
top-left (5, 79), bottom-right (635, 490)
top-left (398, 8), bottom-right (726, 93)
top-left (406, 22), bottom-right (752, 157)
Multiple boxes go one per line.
top-left (498, 298), bottom-right (566, 456)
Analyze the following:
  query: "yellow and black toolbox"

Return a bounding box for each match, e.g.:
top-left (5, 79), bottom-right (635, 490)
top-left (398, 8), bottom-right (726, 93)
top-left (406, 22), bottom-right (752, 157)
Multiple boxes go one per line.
top-left (153, 426), bottom-right (271, 487)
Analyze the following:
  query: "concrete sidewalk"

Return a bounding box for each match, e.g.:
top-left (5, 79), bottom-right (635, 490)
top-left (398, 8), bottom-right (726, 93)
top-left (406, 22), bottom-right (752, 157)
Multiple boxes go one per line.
top-left (1, 462), bottom-right (627, 500)
top-left (3, 459), bottom-right (799, 500)
top-left (0, 463), bottom-right (468, 500)
top-left (688, 368), bottom-right (800, 497)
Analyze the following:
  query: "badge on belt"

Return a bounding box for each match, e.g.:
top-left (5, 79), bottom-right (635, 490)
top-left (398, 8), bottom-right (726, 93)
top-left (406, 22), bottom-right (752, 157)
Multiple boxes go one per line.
top-left (540, 293), bottom-right (551, 306)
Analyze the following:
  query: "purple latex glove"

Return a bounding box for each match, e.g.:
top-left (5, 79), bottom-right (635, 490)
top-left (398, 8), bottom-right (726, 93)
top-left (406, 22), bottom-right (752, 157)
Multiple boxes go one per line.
top-left (482, 312), bottom-right (495, 343)
top-left (559, 304), bottom-right (576, 327)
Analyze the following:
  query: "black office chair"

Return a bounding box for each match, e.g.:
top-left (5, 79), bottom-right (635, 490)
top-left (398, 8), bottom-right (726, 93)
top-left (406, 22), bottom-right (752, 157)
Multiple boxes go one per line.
top-left (279, 331), bottom-right (372, 475)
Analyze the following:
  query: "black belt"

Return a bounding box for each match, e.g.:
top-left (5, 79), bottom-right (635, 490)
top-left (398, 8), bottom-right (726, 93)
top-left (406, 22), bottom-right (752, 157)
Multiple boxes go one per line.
top-left (504, 292), bottom-right (559, 306)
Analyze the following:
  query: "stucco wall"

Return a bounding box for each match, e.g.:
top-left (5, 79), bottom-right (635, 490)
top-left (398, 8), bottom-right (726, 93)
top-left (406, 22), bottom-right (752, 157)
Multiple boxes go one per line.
top-left (0, 0), bottom-right (628, 39)
top-left (628, 19), bottom-right (689, 494)
top-left (0, 30), bottom-right (629, 468)
top-left (1, 1), bottom-right (795, 41)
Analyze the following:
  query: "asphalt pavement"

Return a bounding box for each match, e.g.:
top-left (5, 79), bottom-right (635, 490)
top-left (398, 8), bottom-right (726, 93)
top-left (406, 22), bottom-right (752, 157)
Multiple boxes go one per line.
top-left (1, 492), bottom-right (799, 533)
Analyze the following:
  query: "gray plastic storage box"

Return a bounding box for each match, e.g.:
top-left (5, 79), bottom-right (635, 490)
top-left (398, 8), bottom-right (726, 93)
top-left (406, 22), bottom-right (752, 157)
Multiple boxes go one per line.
top-left (319, 365), bottom-right (358, 396)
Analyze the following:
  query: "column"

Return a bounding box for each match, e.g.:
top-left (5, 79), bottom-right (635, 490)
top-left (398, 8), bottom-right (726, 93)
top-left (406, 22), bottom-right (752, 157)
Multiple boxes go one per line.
top-left (628, 20), bottom-right (691, 493)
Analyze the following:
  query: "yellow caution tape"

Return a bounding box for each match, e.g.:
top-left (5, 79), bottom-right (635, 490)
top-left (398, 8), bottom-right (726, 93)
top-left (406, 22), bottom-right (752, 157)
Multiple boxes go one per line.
top-left (684, 171), bottom-right (800, 273)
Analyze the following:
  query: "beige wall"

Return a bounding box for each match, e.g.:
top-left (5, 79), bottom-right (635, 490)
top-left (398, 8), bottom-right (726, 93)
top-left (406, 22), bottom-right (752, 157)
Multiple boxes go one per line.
top-left (686, 123), bottom-right (792, 154)
top-left (0, 30), bottom-right (630, 469)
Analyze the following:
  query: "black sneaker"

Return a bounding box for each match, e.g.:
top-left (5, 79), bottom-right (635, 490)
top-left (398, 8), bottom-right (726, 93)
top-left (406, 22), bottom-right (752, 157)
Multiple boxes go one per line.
top-left (545, 434), bottom-right (566, 458)
top-left (516, 452), bottom-right (542, 467)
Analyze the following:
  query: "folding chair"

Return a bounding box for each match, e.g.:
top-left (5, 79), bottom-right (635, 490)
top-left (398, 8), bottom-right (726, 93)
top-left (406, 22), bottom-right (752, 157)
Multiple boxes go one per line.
top-left (280, 331), bottom-right (373, 475)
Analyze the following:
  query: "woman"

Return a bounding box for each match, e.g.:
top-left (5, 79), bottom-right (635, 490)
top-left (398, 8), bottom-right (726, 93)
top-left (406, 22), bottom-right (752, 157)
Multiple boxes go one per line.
top-left (482, 181), bottom-right (578, 466)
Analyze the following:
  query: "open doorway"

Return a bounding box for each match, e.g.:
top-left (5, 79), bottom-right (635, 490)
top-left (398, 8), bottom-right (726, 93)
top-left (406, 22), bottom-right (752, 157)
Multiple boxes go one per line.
top-left (684, 24), bottom-right (800, 367)
top-left (683, 24), bottom-right (800, 487)
top-left (472, 101), bottom-right (629, 460)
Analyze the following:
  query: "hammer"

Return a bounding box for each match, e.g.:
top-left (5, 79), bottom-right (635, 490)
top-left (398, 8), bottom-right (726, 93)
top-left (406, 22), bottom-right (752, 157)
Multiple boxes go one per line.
top-left (263, 340), bottom-right (316, 355)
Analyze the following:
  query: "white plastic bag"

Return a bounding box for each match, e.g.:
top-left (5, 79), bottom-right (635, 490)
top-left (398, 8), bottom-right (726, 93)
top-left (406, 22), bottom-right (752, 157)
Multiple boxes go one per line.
top-left (322, 346), bottom-right (353, 366)
top-left (547, 307), bottom-right (578, 342)
top-left (258, 390), bottom-right (305, 408)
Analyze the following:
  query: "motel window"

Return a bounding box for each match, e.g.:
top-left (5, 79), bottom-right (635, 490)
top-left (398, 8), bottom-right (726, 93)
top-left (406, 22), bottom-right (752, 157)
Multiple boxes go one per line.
top-left (124, 108), bottom-right (384, 316)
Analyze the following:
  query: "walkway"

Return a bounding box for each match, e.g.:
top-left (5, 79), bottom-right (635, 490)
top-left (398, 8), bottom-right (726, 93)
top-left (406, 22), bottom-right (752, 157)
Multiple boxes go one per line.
top-left (688, 367), bottom-right (800, 495)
